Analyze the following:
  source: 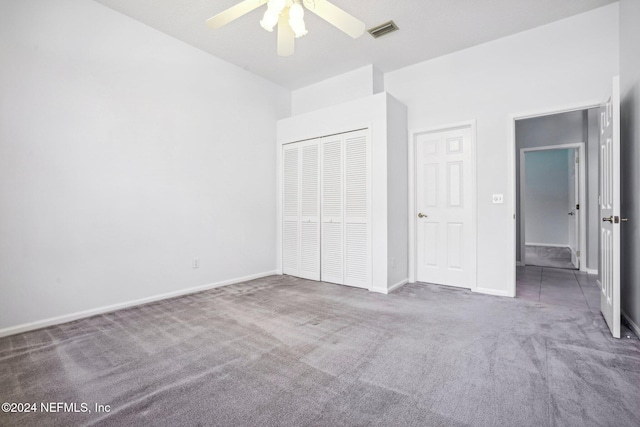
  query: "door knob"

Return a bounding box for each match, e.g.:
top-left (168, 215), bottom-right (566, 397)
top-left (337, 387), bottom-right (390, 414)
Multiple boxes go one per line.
top-left (418, 213), bottom-right (428, 218)
top-left (602, 216), bottom-right (613, 223)
top-left (568, 212), bottom-right (574, 216)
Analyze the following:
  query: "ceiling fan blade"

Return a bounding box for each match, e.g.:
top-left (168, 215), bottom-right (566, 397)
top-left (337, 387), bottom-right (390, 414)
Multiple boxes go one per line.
top-left (277, 9), bottom-right (295, 56)
top-left (206, 0), bottom-right (268, 30)
top-left (303, 0), bottom-right (365, 38)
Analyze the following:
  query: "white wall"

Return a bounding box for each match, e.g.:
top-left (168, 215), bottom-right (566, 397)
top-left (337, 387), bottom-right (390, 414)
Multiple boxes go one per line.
top-left (524, 150), bottom-right (570, 246)
top-left (620, 0), bottom-right (640, 333)
top-left (0, 0), bottom-right (290, 333)
top-left (386, 97), bottom-right (408, 288)
top-left (291, 65), bottom-right (383, 116)
top-left (385, 4), bottom-right (619, 295)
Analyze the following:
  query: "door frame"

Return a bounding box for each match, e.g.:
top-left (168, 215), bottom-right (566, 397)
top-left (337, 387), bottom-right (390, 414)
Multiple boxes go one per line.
top-left (508, 101), bottom-right (601, 297)
top-left (408, 120), bottom-right (477, 291)
top-left (519, 143), bottom-right (587, 272)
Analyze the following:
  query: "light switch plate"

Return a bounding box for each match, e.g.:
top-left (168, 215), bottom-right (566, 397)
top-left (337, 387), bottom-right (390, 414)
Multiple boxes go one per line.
top-left (492, 194), bottom-right (504, 204)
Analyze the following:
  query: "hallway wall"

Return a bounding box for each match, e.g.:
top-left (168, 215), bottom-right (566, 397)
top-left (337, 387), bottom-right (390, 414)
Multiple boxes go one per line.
top-left (523, 150), bottom-right (571, 247)
top-left (620, 0), bottom-right (640, 334)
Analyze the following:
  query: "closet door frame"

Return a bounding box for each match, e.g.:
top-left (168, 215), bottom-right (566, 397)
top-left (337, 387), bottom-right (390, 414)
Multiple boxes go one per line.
top-left (277, 127), bottom-right (371, 290)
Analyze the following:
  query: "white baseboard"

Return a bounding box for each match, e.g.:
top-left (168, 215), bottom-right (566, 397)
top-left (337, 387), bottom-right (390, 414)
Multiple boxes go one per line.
top-left (622, 310), bottom-right (640, 339)
top-left (369, 279), bottom-right (409, 295)
top-left (525, 243), bottom-right (569, 248)
top-left (586, 268), bottom-right (598, 275)
top-left (0, 270), bottom-right (278, 338)
top-left (474, 287), bottom-right (511, 297)
top-left (387, 278), bottom-right (409, 294)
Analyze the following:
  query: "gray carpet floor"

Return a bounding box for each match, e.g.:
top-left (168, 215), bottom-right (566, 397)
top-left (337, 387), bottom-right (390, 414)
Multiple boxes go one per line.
top-left (1, 275), bottom-right (639, 427)
top-left (525, 245), bottom-right (576, 269)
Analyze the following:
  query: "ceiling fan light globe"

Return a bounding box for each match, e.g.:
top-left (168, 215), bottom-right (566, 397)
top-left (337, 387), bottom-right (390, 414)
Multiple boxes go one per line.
top-left (289, 1), bottom-right (304, 19)
top-left (266, 0), bottom-right (286, 14)
top-left (289, 1), bottom-right (307, 38)
top-left (290, 23), bottom-right (307, 38)
top-left (260, 10), bottom-right (279, 31)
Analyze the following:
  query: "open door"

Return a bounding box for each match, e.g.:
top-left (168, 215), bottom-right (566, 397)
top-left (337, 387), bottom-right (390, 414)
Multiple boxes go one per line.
top-left (600, 76), bottom-right (621, 338)
top-left (568, 149), bottom-right (580, 268)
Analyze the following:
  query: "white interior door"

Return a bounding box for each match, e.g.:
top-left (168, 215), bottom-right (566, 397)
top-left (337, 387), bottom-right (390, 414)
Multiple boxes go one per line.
top-left (282, 144), bottom-right (300, 277)
top-left (300, 141), bottom-right (320, 280)
top-left (568, 149), bottom-right (580, 268)
top-left (321, 134), bottom-right (344, 285)
top-left (416, 126), bottom-right (474, 288)
top-left (600, 77), bottom-right (621, 338)
top-left (343, 130), bottom-right (370, 289)
top-left (282, 140), bottom-right (320, 281)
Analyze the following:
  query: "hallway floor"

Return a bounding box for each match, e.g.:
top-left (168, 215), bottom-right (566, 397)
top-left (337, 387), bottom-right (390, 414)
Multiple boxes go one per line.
top-left (516, 265), bottom-right (638, 339)
top-left (524, 245), bottom-right (575, 269)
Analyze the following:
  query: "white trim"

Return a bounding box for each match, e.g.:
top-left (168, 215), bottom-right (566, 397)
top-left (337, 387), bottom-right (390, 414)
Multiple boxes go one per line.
top-left (509, 101), bottom-right (603, 122)
top-left (408, 120), bottom-right (477, 291)
top-left (370, 278), bottom-right (409, 295)
top-left (524, 243), bottom-right (571, 248)
top-left (0, 270), bottom-right (277, 338)
top-left (388, 278), bottom-right (409, 294)
top-left (474, 287), bottom-right (511, 297)
top-left (508, 100), bottom-right (601, 298)
top-left (586, 268), bottom-right (598, 275)
top-left (519, 143), bottom-right (587, 272)
top-left (622, 311), bottom-right (640, 338)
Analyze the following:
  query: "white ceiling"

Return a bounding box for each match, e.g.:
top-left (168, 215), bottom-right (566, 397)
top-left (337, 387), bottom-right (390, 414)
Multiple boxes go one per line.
top-left (93, 0), bottom-right (616, 90)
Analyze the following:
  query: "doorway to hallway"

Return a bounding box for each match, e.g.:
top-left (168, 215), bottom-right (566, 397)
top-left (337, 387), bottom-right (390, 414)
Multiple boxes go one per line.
top-left (514, 108), bottom-right (600, 275)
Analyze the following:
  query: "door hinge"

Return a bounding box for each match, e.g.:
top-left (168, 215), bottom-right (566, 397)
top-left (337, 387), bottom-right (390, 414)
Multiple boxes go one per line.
top-left (576, 204), bottom-right (580, 210)
top-left (576, 251), bottom-right (580, 258)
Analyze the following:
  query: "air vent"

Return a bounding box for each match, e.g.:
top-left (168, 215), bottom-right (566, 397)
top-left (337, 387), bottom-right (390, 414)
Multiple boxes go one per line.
top-left (367, 20), bottom-right (399, 38)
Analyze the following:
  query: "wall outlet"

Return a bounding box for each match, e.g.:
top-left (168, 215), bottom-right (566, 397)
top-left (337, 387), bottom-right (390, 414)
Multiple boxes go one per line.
top-left (492, 194), bottom-right (504, 204)
top-left (193, 258), bottom-right (200, 269)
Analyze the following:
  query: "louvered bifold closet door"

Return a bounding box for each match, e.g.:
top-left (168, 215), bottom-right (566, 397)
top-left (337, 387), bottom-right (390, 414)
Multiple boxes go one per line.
top-left (299, 141), bottom-right (320, 280)
top-left (282, 144), bottom-right (300, 277)
top-left (344, 130), bottom-right (370, 288)
top-left (321, 135), bottom-right (344, 285)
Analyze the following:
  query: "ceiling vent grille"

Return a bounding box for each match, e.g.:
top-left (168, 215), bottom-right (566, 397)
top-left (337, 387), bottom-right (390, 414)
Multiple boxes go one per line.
top-left (367, 20), bottom-right (399, 38)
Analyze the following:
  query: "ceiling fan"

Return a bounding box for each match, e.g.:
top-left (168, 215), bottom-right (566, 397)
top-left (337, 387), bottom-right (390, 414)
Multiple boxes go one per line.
top-left (206, 0), bottom-right (366, 56)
